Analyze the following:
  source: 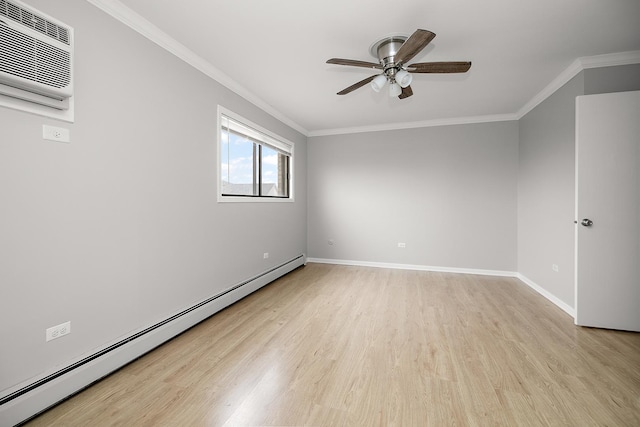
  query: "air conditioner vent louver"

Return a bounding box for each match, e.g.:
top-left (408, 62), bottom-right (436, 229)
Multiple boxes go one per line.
top-left (0, 24), bottom-right (70, 90)
top-left (0, 0), bottom-right (70, 45)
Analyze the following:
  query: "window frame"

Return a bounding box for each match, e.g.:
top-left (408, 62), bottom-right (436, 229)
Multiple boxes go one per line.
top-left (217, 106), bottom-right (294, 203)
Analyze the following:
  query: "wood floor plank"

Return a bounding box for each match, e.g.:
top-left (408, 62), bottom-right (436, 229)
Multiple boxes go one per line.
top-left (24, 263), bottom-right (640, 426)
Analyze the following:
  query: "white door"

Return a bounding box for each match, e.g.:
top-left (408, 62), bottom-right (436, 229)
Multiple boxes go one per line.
top-left (575, 90), bottom-right (640, 332)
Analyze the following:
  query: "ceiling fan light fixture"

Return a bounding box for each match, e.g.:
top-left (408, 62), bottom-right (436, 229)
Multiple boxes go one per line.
top-left (371, 74), bottom-right (387, 92)
top-left (389, 82), bottom-right (402, 97)
top-left (395, 69), bottom-right (413, 88)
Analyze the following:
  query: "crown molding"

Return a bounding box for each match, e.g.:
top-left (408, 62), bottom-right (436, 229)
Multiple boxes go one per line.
top-left (579, 50), bottom-right (640, 69)
top-left (86, 0), bottom-right (309, 137)
top-left (516, 50), bottom-right (640, 119)
top-left (514, 58), bottom-right (583, 120)
top-left (307, 113), bottom-right (518, 137)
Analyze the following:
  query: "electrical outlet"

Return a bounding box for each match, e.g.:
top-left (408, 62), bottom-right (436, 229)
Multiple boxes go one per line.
top-left (263, 252), bottom-right (269, 259)
top-left (397, 242), bottom-right (406, 248)
top-left (552, 264), bottom-right (559, 272)
top-left (42, 125), bottom-right (70, 143)
top-left (46, 321), bottom-right (71, 342)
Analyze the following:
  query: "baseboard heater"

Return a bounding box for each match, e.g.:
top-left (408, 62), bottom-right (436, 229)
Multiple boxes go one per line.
top-left (0, 254), bottom-right (306, 426)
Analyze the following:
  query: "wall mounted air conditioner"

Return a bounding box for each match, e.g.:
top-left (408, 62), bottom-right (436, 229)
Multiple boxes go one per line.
top-left (0, 0), bottom-right (73, 110)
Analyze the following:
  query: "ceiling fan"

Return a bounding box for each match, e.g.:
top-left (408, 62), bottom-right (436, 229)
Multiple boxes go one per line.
top-left (327, 29), bottom-right (471, 99)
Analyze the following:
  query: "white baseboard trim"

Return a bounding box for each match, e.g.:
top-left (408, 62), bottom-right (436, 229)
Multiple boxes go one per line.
top-left (516, 273), bottom-right (575, 317)
top-left (306, 257), bottom-right (517, 278)
top-left (0, 255), bottom-right (305, 427)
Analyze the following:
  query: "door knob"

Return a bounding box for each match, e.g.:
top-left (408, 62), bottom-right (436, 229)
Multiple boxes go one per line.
top-left (581, 218), bottom-right (593, 227)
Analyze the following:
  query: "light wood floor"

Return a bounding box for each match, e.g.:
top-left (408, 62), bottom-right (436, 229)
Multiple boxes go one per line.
top-left (26, 263), bottom-right (640, 426)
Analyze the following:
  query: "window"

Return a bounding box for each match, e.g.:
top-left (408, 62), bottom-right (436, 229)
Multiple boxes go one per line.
top-left (218, 107), bottom-right (293, 201)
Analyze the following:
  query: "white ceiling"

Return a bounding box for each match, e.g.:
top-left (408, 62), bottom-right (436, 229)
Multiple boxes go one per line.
top-left (107, 0), bottom-right (639, 135)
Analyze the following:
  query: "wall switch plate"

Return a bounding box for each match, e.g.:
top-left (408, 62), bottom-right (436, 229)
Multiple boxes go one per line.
top-left (46, 321), bottom-right (71, 342)
top-left (263, 252), bottom-right (269, 259)
top-left (552, 264), bottom-right (559, 272)
top-left (397, 242), bottom-right (406, 248)
top-left (43, 125), bottom-right (70, 143)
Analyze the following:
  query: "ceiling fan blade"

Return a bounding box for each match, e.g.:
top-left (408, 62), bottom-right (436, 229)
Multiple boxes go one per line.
top-left (394, 29), bottom-right (436, 65)
top-left (399, 85), bottom-right (413, 99)
top-left (407, 61), bottom-right (472, 73)
top-left (327, 58), bottom-right (382, 70)
top-left (337, 75), bottom-right (377, 95)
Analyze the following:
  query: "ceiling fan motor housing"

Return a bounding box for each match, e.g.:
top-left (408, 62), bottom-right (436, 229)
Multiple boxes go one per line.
top-left (370, 36), bottom-right (408, 81)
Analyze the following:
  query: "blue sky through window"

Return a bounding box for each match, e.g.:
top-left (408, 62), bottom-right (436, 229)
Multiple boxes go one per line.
top-left (221, 130), bottom-right (278, 185)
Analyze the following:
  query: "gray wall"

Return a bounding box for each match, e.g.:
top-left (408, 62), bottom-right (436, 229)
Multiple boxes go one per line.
top-left (517, 74), bottom-right (584, 306)
top-left (308, 122), bottom-right (519, 271)
top-left (518, 63), bottom-right (640, 309)
top-left (584, 64), bottom-right (640, 95)
top-left (0, 1), bottom-right (306, 395)
top-left (308, 63), bottom-right (640, 311)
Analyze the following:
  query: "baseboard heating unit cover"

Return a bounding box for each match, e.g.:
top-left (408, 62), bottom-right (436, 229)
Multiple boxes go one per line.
top-left (0, 254), bottom-right (306, 426)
